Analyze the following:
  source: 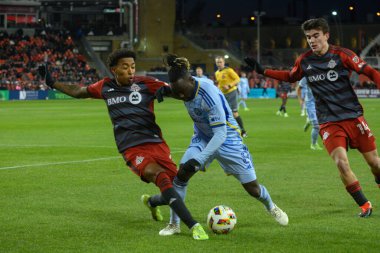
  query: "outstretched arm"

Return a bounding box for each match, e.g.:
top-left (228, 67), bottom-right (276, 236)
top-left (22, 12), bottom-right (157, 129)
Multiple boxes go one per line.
top-left (51, 82), bottom-right (91, 98)
top-left (38, 65), bottom-right (91, 98)
top-left (362, 65), bottom-right (380, 89)
top-left (244, 57), bottom-right (302, 83)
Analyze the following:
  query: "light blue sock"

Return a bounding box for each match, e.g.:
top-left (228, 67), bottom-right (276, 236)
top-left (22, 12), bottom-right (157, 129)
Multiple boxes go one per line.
top-left (311, 123), bottom-right (319, 145)
top-left (257, 185), bottom-right (274, 211)
top-left (241, 100), bottom-right (247, 109)
top-left (170, 177), bottom-right (188, 225)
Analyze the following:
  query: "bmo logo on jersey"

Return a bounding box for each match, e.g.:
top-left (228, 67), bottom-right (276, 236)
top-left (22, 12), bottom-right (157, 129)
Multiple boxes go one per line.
top-left (107, 96), bottom-right (127, 105)
top-left (326, 70), bottom-right (338, 81)
top-left (308, 70), bottom-right (339, 83)
top-left (106, 93), bottom-right (142, 105)
top-left (129, 92), bottom-right (142, 104)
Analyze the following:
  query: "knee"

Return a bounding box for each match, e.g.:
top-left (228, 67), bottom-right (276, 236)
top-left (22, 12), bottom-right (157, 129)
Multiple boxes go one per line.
top-left (176, 164), bottom-right (196, 183)
top-left (335, 158), bottom-right (351, 175)
top-left (243, 181), bottom-right (260, 198)
top-left (143, 165), bottom-right (166, 183)
top-left (367, 157), bottom-right (380, 170)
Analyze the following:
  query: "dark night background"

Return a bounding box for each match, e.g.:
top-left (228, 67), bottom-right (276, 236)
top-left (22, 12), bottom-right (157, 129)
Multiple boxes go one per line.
top-left (177, 0), bottom-right (380, 26)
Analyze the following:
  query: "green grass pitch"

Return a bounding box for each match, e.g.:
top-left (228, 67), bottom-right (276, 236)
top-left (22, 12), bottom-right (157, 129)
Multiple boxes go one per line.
top-left (1, 98), bottom-right (379, 253)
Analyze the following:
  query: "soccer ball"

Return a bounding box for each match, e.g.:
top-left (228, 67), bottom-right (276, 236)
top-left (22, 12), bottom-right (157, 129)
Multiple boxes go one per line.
top-left (207, 205), bottom-right (237, 234)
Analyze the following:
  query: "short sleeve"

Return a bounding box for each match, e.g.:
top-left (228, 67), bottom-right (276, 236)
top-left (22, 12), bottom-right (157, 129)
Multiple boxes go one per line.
top-left (87, 79), bottom-right (107, 98)
top-left (138, 76), bottom-right (169, 94)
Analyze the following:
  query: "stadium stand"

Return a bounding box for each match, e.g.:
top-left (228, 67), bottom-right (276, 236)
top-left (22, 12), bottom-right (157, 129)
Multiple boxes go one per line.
top-left (0, 29), bottom-right (99, 91)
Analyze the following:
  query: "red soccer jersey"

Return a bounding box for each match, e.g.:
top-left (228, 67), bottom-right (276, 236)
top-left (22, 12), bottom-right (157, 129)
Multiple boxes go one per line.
top-left (87, 76), bottom-right (169, 152)
top-left (265, 45), bottom-right (380, 124)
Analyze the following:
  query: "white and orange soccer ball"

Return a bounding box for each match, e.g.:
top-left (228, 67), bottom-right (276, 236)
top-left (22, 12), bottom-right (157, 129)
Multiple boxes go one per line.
top-left (207, 205), bottom-right (237, 234)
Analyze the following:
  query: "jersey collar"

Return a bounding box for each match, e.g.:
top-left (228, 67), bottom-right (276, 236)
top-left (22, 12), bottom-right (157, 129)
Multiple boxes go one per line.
top-left (189, 79), bottom-right (200, 101)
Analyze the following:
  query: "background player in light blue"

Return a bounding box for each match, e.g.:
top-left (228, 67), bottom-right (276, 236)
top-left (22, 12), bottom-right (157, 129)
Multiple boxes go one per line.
top-left (298, 77), bottom-right (323, 150)
top-left (194, 66), bottom-right (210, 80)
top-left (238, 71), bottom-right (250, 111)
top-left (151, 54), bottom-right (288, 236)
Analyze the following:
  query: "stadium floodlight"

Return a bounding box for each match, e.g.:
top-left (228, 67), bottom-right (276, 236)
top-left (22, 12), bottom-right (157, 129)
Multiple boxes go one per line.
top-left (224, 54), bottom-right (229, 59)
top-left (331, 11), bottom-right (343, 45)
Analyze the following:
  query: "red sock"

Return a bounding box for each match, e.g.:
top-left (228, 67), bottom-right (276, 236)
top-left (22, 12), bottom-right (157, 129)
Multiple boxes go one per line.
top-left (155, 172), bottom-right (173, 192)
top-left (345, 181), bottom-right (368, 206)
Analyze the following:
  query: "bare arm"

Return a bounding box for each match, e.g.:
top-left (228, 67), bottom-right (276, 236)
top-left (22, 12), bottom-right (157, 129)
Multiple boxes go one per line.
top-left (38, 64), bottom-right (91, 98)
top-left (52, 82), bottom-right (91, 98)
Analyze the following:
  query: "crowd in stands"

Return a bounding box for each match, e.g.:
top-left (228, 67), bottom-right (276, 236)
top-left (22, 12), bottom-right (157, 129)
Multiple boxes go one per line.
top-left (0, 29), bottom-right (99, 91)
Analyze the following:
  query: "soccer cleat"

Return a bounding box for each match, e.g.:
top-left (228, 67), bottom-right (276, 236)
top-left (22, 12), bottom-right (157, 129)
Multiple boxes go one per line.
top-left (310, 143), bottom-right (323, 150)
top-left (303, 122), bottom-right (310, 132)
top-left (301, 111), bottom-right (305, 116)
top-left (191, 223), bottom-right (209, 240)
top-left (359, 201), bottom-right (372, 218)
top-left (141, 194), bottom-right (163, 221)
top-left (244, 107), bottom-right (250, 111)
top-left (284, 113), bottom-right (289, 117)
top-left (241, 130), bottom-right (248, 138)
top-left (159, 223), bottom-right (181, 236)
top-left (269, 204), bottom-right (289, 226)
top-left (276, 111), bottom-right (282, 116)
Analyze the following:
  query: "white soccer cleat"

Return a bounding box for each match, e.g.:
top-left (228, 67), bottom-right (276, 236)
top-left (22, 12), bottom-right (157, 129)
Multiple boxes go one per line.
top-left (269, 204), bottom-right (289, 226)
top-left (159, 223), bottom-right (181, 236)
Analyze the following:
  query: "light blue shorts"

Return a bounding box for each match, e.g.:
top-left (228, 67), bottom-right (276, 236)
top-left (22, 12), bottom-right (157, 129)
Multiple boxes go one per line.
top-left (180, 135), bottom-right (256, 184)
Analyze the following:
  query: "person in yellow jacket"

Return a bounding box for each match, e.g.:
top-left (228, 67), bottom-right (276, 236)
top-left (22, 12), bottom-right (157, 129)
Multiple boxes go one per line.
top-left (215, 56), bottom-right (247, 137)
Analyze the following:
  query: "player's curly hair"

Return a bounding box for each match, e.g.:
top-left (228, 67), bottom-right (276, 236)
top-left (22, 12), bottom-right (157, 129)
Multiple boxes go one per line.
top-left (164, 54), bottom-right (191, 83)
top-left (301, 18), bottom-right (329, 34)
top-left (107, 49), bottom-right (136, 68)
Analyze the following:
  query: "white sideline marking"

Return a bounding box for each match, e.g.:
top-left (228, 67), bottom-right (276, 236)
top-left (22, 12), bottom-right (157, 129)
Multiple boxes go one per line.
top-left (0, 150), bottom-right (186, 171)
top-left (0, 144), bottom-right (115, 149)
top-left (0, 156), bottom-right (121, 171)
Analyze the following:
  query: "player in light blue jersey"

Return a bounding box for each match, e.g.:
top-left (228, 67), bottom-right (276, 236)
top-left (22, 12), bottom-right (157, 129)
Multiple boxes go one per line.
top-left (298, 77), bottom-right (323, 150)
top-left (195, 66), bottom-right (210, 81)
top-left (298, 81), bottom-right (307, 116)
top-left (146, 54), bottom-right (288, 236)
top-left (238, 71), bottom-right (250, 111)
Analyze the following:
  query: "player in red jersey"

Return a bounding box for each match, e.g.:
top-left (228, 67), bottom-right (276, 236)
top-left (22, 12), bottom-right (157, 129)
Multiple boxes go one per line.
top-left (38, 49), bottom-right (208, 240)
top-left (245, 18), bottom-right (380, 217)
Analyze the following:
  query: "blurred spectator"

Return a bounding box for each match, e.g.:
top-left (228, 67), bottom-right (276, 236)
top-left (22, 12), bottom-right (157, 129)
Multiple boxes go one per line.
top-left (0, 29), bottom-right (99, 91)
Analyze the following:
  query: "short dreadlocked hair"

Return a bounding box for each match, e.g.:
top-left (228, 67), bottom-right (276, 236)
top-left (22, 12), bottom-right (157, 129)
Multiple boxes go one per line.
top-left (107, 49), bottom-right (136, 68)
top-left (164, 54), bottom-right (191, 83)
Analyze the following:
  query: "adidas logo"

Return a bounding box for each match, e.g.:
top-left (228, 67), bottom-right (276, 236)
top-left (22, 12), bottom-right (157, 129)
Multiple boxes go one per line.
top-left (307, 65), bottom-right (312, 70)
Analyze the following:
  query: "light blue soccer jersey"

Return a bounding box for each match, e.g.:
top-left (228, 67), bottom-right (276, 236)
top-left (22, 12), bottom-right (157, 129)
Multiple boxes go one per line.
top-left (181, 77), bottom-right (256, 183)
top-left (238, 77), bottom-right (250, 99)
top-left (299, 77), bottom-right (314, 104)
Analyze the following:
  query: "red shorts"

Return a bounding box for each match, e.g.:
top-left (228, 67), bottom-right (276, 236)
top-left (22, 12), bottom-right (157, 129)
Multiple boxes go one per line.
top-left (280, 93), bottom-right (288, 99)
top-left (123, 142), bottom-right (178, 182)
top-left (319, 116), bottom-right (376, 154)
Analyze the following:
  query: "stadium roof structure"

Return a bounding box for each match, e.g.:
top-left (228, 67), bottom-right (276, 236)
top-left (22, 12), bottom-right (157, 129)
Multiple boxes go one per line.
top-left (39, 0), bottom-right (121, 7)
top-left (0, 0), bottom-right (41, 6)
